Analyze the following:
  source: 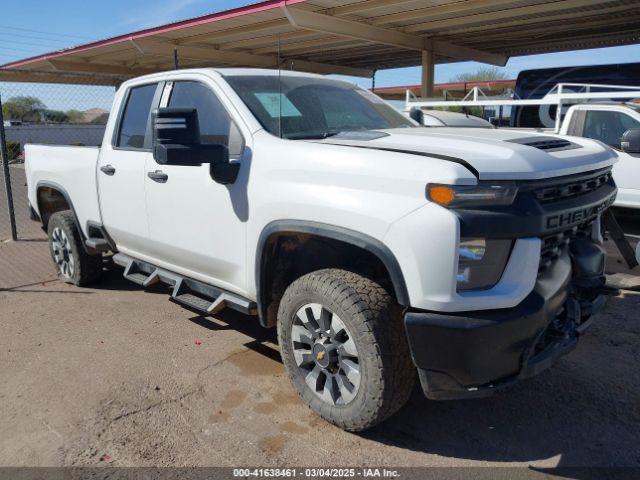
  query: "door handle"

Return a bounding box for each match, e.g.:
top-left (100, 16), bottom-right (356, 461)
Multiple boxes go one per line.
top-left (147, 170), bottom-right (169, 183)
top-left (100, 165), bottom-right (116, 176)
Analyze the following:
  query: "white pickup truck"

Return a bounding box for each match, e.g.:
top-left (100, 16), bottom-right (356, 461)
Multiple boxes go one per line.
top-left (560, 103), bottom-right (640, 209)
top-left (26, 68), bottom-right (619, 431)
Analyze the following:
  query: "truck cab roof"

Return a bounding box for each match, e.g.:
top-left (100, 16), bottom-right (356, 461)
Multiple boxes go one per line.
top-left (124, 67), bottom-right (330, 86)
top-left (569, 102), bottom-right (640, 112)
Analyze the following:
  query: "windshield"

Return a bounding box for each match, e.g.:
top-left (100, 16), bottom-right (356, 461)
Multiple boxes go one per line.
top-left (225, 74), bottom-right (415, 139)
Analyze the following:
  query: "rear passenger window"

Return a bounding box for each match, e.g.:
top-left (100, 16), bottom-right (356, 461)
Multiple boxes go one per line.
top-left (168, 81), bottom-right (244, 158)
top-left (116, 83), bottom-right (157, 149)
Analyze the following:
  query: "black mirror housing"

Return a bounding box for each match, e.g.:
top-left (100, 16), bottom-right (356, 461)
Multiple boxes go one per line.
top-left (152, 107), bottom-right (229, 166)
top-left (154, 142), bottom-right (228, 166)
top-left (154, 107), bottom-right (200, 144)
top-left (621, 128), bottom-right (640, 154)
top-left (409, 107), bottom-right (424, 125)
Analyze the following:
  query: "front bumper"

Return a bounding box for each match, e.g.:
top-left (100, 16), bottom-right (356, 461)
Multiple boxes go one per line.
top-left (404, 253), bottom-right (607, 400)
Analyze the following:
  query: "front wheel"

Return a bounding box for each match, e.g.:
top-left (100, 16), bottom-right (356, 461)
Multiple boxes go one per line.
top-left (47, 210), bottom-right (102, 286)
top-left (277, 269), bottom-right (415, 431)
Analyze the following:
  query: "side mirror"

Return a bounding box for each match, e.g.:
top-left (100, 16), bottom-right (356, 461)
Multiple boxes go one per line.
top-left (409, 107), bottom-right (424, 125)
top-left (621, 128), bottom-right (640, 154)
top-left (152, 107), bottom-right (229, 166)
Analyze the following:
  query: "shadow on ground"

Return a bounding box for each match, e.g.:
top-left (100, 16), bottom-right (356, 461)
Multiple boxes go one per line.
top-left (98, 260), bottom-right (281, 358)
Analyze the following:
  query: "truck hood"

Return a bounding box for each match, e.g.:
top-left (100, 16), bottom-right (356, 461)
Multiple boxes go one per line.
top-left (314, 127), bottom-right (617, 180)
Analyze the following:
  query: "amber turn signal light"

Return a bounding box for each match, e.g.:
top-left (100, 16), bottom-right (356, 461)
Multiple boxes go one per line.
top-left (427, 182), bottom-right (518, 208)
top-left (427, 185), bottom-right (456, 206)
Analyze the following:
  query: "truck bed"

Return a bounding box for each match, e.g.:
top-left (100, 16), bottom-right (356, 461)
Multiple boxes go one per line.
top-left (25, 144), bottom-right (102, 237)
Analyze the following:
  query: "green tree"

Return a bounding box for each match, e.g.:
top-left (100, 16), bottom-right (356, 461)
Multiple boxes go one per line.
top-left (65, 109), bottom-right (85, 123)
top-left (44, 109), bottom-right (70, 123)
top-left (450, 66), bottom-right (509, 83)
top-left (2, 96), bottom-right (47, 123)
top-left (89, 113), bottom-right (109, 125)
top-left (440, 66), bottom-right (510, 117)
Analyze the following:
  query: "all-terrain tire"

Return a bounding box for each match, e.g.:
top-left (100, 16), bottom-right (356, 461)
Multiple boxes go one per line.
top-left (277, 269), bottom-right (415, 431)
top-left (47, 210), bottom-right (102, 286)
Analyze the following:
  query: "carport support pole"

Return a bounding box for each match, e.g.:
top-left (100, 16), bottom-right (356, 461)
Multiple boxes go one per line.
top-left (421, 50), bottom-right (434, 99)
top-left (0, 94), bottom-right (17, 241)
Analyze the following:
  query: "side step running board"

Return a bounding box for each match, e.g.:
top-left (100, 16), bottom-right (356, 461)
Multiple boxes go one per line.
top-left (85, 237), bottom-right (111, 253)
top-left (113, 253), bottom-right (257, 316)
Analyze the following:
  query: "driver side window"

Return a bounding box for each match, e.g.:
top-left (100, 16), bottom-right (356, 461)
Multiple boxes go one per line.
top-left (582, 110), bottom-right (640, 150)
top-left (168, 81), bottom-right (244, 159)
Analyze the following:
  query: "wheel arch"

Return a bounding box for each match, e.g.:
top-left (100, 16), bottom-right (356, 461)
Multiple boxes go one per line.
top-left (255, 220), bottom-right (410, 328)
top-left (36, 180), bottom-right (84, 238)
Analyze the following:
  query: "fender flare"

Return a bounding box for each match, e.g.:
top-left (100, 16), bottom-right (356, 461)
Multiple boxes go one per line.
top-left (255, 220), bottom-right (410, 326)
top-left (36, 180), bottom-right (85, 239)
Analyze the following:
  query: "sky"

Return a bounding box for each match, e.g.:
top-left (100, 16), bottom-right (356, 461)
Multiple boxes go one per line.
top-left (1, 0), bottom-right (640, 109)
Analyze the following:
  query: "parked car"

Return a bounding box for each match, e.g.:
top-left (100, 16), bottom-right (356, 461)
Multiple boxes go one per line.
top-left (26, 68), bottom-right (618, 431)
top-left (410, 108), bottom-right (493, 128)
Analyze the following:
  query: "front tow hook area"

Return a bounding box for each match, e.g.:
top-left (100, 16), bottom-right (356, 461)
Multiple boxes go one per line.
top-left (568, 238), bottom-right (619, 326)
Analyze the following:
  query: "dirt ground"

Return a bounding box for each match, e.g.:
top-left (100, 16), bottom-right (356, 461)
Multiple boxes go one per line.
top-left (1, 167), bottom-right (639, 468)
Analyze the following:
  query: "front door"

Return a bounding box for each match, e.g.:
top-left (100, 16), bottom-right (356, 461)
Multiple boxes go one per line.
top-left (143, 78), bottom-right (248, 294)
top-left (580, 108), bottom-right (640, 208)
top-left (97, 82), bottom-right (162, 257)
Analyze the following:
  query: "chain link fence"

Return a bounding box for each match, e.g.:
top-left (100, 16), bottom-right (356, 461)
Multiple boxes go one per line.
top-left (0, 69), bottom-right (121, 242)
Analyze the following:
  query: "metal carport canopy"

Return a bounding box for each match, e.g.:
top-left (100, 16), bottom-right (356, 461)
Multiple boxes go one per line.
top-left (1, 0), bottom-right (640, 91)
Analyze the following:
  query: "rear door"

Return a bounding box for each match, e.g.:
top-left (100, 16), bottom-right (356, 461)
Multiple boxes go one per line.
top-left (97, 81), bottom-right (162, 256)
top-left (143, 78), bottom-right (248, 293)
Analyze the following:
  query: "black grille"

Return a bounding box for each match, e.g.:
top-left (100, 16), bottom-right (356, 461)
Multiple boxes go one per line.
top-left (539, 222), bottom-right (594, 274)
top-left (530, 169), bottom-right (612, 204)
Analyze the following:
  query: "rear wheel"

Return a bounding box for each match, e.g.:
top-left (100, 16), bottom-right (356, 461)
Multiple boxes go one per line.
top-left (48, 211), bottom-right (102, 286)
top-left (277, 269), bottom-right (415, 431)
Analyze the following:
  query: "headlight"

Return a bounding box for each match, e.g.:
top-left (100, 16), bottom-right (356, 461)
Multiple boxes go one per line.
top-left (457, 238), bottom-right (513, 291)
top-left (427, 182), bottom-right (518, 207)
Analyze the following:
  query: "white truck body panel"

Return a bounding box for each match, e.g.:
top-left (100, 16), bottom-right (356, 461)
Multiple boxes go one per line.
top-left (25, 144), bottom-right (101, 237)
top-left (383, 203), bottom-right (542, 311)
top-left (97, 149), bottom-right (152, 257)
top-left (317, 127), bottom-right (616, 181)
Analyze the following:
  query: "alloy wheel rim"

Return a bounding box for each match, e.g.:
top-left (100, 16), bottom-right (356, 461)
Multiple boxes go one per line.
top-left (291, 303), bottom-right (361, 406)
top-left (51, 227), bottom-right (74, 279)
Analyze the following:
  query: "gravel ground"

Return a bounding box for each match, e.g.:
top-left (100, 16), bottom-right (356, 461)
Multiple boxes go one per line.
top-left (1, 246), bottom-right (639, 469)
top-left (0, 167), bottom-right (638, 468)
